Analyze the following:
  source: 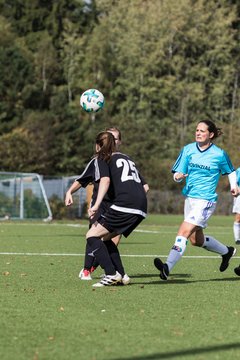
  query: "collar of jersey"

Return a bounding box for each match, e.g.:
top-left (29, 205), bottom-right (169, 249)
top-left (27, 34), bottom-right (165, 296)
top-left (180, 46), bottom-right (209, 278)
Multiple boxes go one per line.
top-left (196, 142), bottom-right (213, 153)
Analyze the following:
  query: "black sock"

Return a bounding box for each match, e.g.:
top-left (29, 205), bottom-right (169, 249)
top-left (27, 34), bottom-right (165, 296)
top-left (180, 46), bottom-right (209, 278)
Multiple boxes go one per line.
top-left (84, 242), bottom-right (95, 270)
top-left (92, 258), bottom-right (100, 269)
top-left (104, 240), bottom-right (125, 277)
top-left (87, 237), bottom-right (115, 275)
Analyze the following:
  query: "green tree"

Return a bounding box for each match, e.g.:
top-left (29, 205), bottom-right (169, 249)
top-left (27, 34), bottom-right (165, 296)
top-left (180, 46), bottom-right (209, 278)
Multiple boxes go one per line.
top-left (0, 0), bottom-right (240, 187)
top-left (76, 0), bottom-right (239, 184)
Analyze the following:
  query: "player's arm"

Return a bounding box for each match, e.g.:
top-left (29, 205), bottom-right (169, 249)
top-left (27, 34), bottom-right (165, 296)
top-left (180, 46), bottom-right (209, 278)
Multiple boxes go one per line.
top-left (143, 183), bottom-right (149, 193)
top-left (228, 171), bottom-right (239, 197)
top-left (65, 159), bottom-right (96, 206)
top-left (172, 146), bottom-right (189, 182)
top-left (88, 177), bottom-right (110, 218)
top-left (221, 152), bottom-right (239, 197)
top-left (65, 181), bottom-right (81, 206)
top-left (139, 173), bottom-right (149, 193)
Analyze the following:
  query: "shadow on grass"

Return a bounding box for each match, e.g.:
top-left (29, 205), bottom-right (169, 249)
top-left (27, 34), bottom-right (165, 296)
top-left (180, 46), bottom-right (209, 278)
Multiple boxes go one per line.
top-left (131, 273), bottom-right (192, 279)
top-left (120, 242), bottom-right (155, 245)
top-left (111, 342), bottom-right (240, 360)
top-left (130, 273), bottom-right (240, 285)
top-left (131, 273), bottom-right (193, 284)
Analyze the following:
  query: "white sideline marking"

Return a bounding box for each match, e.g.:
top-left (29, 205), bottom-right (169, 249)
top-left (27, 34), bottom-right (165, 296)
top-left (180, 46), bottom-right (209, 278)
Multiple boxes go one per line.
top-left (134, 229), bottom-right (233, 235)
top-left (71, 226), bottom-right (240, 236)
top-left (0, 252), bottom-right (239, 259)
top-left (0, 222), bottom-right (233, 235)
top-left (65, 225), bottom-right (233, 235)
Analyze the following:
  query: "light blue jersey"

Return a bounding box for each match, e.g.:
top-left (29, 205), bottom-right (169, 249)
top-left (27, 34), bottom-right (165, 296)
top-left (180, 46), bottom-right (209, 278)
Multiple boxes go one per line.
top-left (172, 142), bottom-right (235, 202)
top-left (236, 167), bottom-right (240, 187)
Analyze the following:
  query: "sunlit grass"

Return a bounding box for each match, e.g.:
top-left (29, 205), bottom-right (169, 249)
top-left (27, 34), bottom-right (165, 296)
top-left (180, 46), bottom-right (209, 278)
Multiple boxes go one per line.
top-left (0, 215), bottom-right (239, 360)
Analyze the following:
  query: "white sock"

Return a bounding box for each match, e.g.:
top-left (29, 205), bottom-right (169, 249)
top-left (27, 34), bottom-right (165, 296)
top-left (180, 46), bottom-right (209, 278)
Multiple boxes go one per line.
top-left (202, 235), bottom-right (228, 255)
top-left (233, 222), bottom-right (240, 242)
top-left (166, 236), bottom-right (188, 272)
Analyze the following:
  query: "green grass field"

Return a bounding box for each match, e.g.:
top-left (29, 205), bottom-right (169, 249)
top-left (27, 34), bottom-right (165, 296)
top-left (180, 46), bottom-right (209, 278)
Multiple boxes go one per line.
top-left (1, 215), bottom-right (240, 360)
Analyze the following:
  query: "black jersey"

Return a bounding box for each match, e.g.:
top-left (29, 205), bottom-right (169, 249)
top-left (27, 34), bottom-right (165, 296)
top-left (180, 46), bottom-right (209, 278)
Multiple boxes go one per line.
top-left (97, 152), bottom-right (147, 217)
top-left (75, 157), bottom-right (113, 206)
top-left (75, 158), bottom-right (96, 188)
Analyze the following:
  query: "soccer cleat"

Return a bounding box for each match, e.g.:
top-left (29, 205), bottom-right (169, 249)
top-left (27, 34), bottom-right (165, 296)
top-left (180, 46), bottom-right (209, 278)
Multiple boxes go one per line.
top-left (234, 265), bottom-right (240, 276)
top-left (154, 258), bottom-right (169, 280)
top-left (79, 268), bottom-right (92, 280)
top-left (219, 246), bottom-right (236, 272)
top-left (92, 271), bottom-right (122, 287)
top-left (99, 272), bottom-right (130, 284)
top-left (122, 274), bottom-right (131, 285)
top-left (236, 240), bottom-right (240, 245)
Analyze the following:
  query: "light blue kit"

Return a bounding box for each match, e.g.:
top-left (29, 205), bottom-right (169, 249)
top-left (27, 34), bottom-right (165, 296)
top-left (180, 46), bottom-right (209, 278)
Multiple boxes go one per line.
top-left (172, 142), bottom-right (235, 202)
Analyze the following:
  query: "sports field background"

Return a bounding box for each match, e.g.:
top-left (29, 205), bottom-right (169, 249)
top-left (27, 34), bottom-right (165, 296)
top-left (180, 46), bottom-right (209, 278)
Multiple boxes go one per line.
top-left (1, 214), bottom-right (240, 360)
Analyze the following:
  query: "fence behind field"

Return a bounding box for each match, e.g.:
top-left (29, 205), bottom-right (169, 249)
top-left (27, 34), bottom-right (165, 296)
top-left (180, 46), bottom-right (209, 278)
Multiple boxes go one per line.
top-left (0, 172), bottom-right (234, 220)
top-left (147, 190), bottom-right (234, 215)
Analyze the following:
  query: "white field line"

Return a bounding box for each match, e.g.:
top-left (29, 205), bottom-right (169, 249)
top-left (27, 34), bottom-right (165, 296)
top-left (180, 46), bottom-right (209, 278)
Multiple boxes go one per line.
top-left (134, 229), bottom-right (232, 235)
top-left (0, 252), bottom-right (240, 259)
top-left (0, 224), bottom-right (237, 257)
top-left (0, 222), bottom-right (233, 235)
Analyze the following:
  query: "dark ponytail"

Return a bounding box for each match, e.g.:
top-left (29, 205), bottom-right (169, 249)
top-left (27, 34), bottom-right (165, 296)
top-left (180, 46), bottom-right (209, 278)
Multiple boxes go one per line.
top-left (95, 131), bottom-right (116, 162)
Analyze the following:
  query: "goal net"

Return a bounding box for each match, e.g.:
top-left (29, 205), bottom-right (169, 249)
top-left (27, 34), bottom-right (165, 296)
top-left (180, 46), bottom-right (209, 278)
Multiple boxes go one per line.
top-left (0, 172), bottom-right (52, 220)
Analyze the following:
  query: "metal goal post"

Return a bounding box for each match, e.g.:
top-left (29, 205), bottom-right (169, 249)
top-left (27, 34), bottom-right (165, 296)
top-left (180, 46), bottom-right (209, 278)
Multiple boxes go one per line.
top-left (0, 172), bottom-right (52, 220)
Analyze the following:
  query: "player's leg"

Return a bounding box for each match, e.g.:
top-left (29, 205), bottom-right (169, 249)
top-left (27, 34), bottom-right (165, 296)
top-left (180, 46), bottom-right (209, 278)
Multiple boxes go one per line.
top-left (86, 207), bottom-right (122, 272)
top-left (79, 218), bottom-right (98, 280)
top-left (91, 234), bottom-right (122, 270)
top-left (155, 221), bottom-right (195, 278)
top-left (86, 222), bottom-right (115, 272)
top-left (232, 196), bottom-right (240, 244)
top-left (112, 234), bottom-right (121, 246)
top-left (232, 197), bottom-right (240, 274)
top-left (154, 197), bottom-right (197, 279)
top-left (200, 231), bottom-right (236, 271)
top-left (233, 213), bottom-right (240, 244)
top-left (86, 223), bottom-right (122, 287)
top-left (88, 233), bottom-right (129, 284)
top-left (110, 234), bottom-right (130, 284)
top-left (78, 242), bottom-right (95, 280)
top-left (93, 233), bottom-right (129, 285)
top-left (185, 198), bottom-right (236, 271)
top-left (104, 239), bottom-right (125, 276)
top-left (154, 197), bottom-right (236, 280)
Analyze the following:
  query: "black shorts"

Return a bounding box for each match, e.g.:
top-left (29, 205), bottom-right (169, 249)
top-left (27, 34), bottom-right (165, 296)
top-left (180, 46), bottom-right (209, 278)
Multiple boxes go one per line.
top-left (97, 208), bottom-right (145, 238)
top-left (89, 201), bottom-right (111, 226)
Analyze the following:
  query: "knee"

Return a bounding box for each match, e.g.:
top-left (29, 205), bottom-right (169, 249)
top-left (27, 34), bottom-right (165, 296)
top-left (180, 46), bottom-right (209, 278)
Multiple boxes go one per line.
top-left (235, 214), bottom-right (240, 223)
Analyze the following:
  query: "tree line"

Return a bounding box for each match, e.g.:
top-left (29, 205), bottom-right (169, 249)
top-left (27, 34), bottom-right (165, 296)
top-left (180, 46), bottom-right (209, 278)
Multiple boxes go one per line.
top-left (0, 0), bottom-right (240, 191)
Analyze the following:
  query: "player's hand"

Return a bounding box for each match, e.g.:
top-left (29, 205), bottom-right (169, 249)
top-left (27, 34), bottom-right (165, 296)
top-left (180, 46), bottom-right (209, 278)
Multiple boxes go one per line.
top-left (88, 205), bottom-right (98, 219)
top-left (231, 187), bottom-right (239, 197)
top-left (174, 172), bottom-right (188, 182)
top-left (65, 193), bottom-right (73, 206)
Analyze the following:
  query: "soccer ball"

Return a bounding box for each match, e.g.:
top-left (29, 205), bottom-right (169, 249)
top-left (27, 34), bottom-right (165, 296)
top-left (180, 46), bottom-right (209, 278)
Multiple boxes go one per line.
top-left (80, 89), bottom-right (104, 112)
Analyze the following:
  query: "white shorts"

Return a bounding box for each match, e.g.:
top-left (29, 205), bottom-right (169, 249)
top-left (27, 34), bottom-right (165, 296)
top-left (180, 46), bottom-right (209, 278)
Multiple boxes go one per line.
top-left (184, 197), bottom-right (217, 228)
top-left (233, 195), bottom-right (240, 214)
